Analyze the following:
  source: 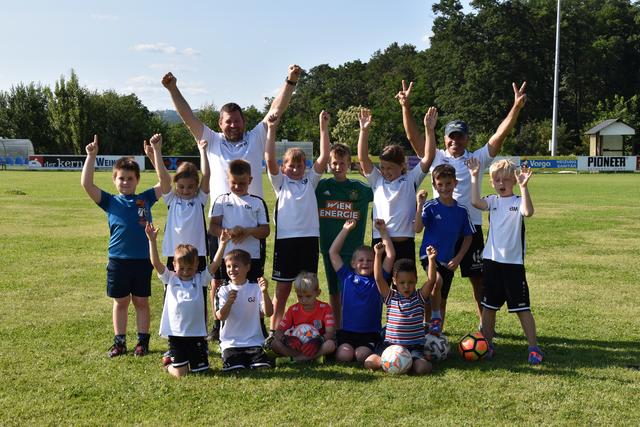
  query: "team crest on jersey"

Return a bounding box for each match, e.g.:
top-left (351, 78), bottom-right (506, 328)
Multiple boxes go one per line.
top-left (302, 178), bottom-right (308, 184)
top-left (244, 204), bottom-right (252, 210)
top-left (313, 320), bottom-right (322, 330)
top-left (248, 296), bottom-right (256, 303)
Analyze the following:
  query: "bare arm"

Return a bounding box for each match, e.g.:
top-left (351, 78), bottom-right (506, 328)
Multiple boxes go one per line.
top-left (329, 219), bottom-right (356, 272)
top-left (264, 113), bottom-right (280, 175)
top-left (314, 110), bottom-right (330, 174)
top-left (258, 277), bottom-right (274, 317)
top-left (216, 290), bottom-right (237, 321)
top-left (487, 82), bottom-right (527, 157)
top-left (81, 135), bottom-right (102, 203)
top-left (516, 165), bottom-right (534, 217)
top-left (357, 108), bottom-right (374, 175)
top-left (263, 65), bottom-right (301, 122)
top-left (197, 139), bottom-right (210, 194)
top-left (209, 216), bottom-right (223, 238)
top-left (208, 229), bottom-right (230, 274)
top-left (420, 107), bottom-right (438, 173)
top-left (149, 134), bottom-right (172, 197)
top-left (419, 246), bottom-right (438, 299)
top-left (162, 72), bottom-right (204, 140)
top-left (414, 190), bottom-right (427, 233)
top-left (448, 235), bottom-right (471, 271)
top-left (373, 242), bottom-right (391, 299)
top-left (375, 219), bottom-right (396, 273)
top-left (468, 158), bottom-right (489, 211)
top-left (145, 223), bottom-right (166, 274)
top-left (396, 80), bottom-right (425, 157)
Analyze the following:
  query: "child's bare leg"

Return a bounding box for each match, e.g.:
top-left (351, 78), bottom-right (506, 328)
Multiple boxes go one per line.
top-left (481, 308), bottom-right (497, 343)
top-left (269, 281), bottom-right (292, 330)
top-left (440, 298), bottom-right (448, 324)
top-left (354, 346), bottom-right (373, 362)
top-left (411, 358), bottom-right (433, 375)
top-left (516, 310), bottom-right (538, 347)
top-left (318, 339), bottom-right (336, 357)
top-left (363, 354), bottom-right (381, 370)
top-left (131, 296), bottom-right (150, 333)
top-left (330, 293), bottom-right (342, 329)
top-left (167, 365), bottom-right (189, 378)
top-left (336, 344), bottom-right (355, 362)
top-left (113, 296), bottom-right (131, 334)
top-left (271, 339), bottom-right (301, 358)
top-left (469, 275), bottom-right (484, 320)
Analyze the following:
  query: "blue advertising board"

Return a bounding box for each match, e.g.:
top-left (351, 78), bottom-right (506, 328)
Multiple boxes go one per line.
top-left (520, 159), bottom-right (577, 169)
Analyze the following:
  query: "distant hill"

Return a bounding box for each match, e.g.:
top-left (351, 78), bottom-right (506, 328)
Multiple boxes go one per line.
top-left (154, 110), bottom-right (182, 124)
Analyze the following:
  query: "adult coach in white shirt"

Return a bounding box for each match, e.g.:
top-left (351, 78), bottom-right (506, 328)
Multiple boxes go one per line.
top-left (396, 80), bottom-right (527, 326)
top-left (161, 64), bottom-right (302, 199)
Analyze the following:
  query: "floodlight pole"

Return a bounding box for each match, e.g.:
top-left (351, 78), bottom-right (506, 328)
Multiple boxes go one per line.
top-left (551, 0), bottom-right (561, 156)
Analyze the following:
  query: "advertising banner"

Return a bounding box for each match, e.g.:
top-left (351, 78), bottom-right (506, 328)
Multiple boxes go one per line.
top-left (577, 156), bottom-right (637, 172)
top-left (520, 159), bottom-right (577, 169)
top-left (29, 155), bottom-right (146, 170)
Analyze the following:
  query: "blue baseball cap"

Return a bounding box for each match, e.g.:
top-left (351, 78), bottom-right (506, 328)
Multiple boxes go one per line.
top-left (444, 120), bottom-right (469, 137)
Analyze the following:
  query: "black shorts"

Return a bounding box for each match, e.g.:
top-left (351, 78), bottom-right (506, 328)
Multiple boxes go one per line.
top-left (209, 235), bottom-right (266, 282)
top-left (371, 238), bottom-right (415, 264)
top-left (272, 237), bottom-right (319, 282)
top-left (106, 258), bottom-right (152, 298)
top-left (168, 336), bottom-right (209, 372)
top-left (321, 252), bottom-right (351, 295)
top-left (167, 256), bottom-right (208, 272)
top-left (481, 259), bottom-right (531, 312)
top-left (336, 330), bottom-right (382, 351)
top-left (221, 346), bottom-right (272, 371)
top-left (420, 259), bottom-right (455, 300)
top-left (456, 226), bottom-right (484, 277)
top-left (375, 341), bottom-right (425, 360)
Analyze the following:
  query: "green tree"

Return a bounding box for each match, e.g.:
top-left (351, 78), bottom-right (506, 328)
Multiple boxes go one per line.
top-left (48, 70), bottom-right (90, 154)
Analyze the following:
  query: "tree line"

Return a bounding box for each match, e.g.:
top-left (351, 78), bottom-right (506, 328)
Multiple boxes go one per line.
top-left (1, 0), bottom-right (638, 156)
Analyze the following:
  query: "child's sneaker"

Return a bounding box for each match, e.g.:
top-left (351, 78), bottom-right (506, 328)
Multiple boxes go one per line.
top-left (162, 350), bottom-right (173, 367)
top-left (528, 346), bottom-right (544, 365)
top-left (134, 342), bottom-right (148, 357)
top-left (108, 343), bottom-right (127, 358)
top-left (428, 318), bottom-right (442, 336)
top-left (263, 331), bottom-right (276, 350)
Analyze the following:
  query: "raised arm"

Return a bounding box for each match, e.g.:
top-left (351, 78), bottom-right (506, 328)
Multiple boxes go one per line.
top-left (396, 80), bottom-right (425, 157)
top-left (468, 158), bottom-right (488, 211)
top-left (329, 219), bottom-right (356, 272)
top-left (263, 64), bottom-right (302, 122)
top-left (145, 222), bottom-right (166, 274)
top-left (516, 165), bottom-right (534, 217)
top-left (357, 108), bottom-right (374, 175)
top-left (375, 219), bottom-right (396, 273)
top-left (414, 190), bottom-right (428, 233)
top-left (149, 134), bottom-right (172, 197)
top-left (162, 72), bottom-right (204, 140)
top-left (487, 82), bottom-right (527, 157)
top-left (420, 107), bottom-right (438, 173)
top-left (208, 229), bottom-right (230, 274)
top-left (258, 277), bottom-right (274, 317)
top-left (373, 242), bottom-right (391, 299)
top-left (81, 135), bottom-right (102, 203)
top-left (264, 113), bottom-right (280, 175)
top-left (197, 139), bottom-right (210, 194)
top-left (419, 246), bottom-right (438, 299)
top-left (314, 110), bottom-right (331, 174)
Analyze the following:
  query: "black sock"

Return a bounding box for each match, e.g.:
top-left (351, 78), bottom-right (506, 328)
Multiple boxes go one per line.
top-left (114, 334), bottom-right (126, 346)
top-left (137, 333), bottom-right (150, 346)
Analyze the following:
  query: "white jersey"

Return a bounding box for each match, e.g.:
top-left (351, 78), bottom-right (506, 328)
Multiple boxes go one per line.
top-left (158, 268), bottom-right (212, 338)
top-left (431, 144), bottom-right (493, 225)
top-left (210, 192), bottom-right (269, 259)
top-left (269, 168), bottom-right (322, 239)
top-left (482, 195), bottom-right (526, 265)
top-left (202, 122), bottom-right (266, 199)
top-left (161, 189), bottom-right (209, 257)
top-left (218, 281), bottom-right (265, 351)
top-left (366, 162), bottom-right (427, 239)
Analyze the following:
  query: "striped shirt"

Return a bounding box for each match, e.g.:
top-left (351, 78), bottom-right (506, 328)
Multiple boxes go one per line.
top-left (383, 290), bottom-right (426, 346)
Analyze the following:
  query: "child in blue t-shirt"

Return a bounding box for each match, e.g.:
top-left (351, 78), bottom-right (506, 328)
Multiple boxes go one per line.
top-left (329, 219), bottom-right (395, 364)
top-left (414, 164), bottom-right (474, 335)
top-left (81, 135), bottom-right (162, 357)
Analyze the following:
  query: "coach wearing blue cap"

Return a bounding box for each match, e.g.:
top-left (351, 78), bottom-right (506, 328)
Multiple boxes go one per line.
top-left (396, 81), bottom-right (527, 328)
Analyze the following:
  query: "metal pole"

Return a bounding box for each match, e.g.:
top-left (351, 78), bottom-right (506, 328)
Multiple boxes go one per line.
top-left (551, 0), bottom-right (561, 156)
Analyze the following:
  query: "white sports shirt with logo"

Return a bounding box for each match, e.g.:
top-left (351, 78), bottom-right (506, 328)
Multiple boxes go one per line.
top-left (482, 195), bottom-right (526, 265)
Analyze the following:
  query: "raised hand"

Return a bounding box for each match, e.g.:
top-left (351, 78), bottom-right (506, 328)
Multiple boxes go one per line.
top-left (343, 218), bottom-right (357, 231)
top-left (395, 80), bottom-right (414, 107)
top-left (423, 106), bottom-right (438, 130)
top-left (162, 72), bottom-right (177, 90)
top-left (513, 82), bottom-right (527, 109)
top-left (426, 245), bottom-right (437, 261)
top-left (374, 241), bottom-right (385, 255)
top-left (359, 108), bottom-right (372, 130)
top-left (143, 139), bottom-right (153, 159)
top-left (319, 110), bottom-right (330, 127)
top-left (467, 158), bottom-right (481, 177)
top-left (258, 276), bottom-right (269, 293)
top-left (197, 139), bottom-right (208, 151)
top-left (85, 135), bottom-right (99, 156)
top-left (374, 218), bottom-right (387, 232)
top-left (145, 222), bottom-right (158, 240)
top-left (416, 189), bottom-right (428, 206)
top-left (149, 133), bottom-right (162, 149)
top-left (288, 64), bottom-right (302, 82)
top-left (515, 164), bottom-right (533, 187)
top-left (266, 112), bottom-right (279, 130)
top-left (219, 228), bottom-right (231, 244)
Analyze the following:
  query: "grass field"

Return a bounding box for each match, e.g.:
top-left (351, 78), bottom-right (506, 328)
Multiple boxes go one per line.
top-left (1, 170), bottom-right (639, 426)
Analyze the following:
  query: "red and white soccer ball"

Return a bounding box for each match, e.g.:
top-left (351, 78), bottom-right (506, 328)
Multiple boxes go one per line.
top-left (380, 345), bottom-right (413, 374)
top-left (424, 333), bottom-right (450, 362)
top-left (290, 323), bottom-right (320, 344)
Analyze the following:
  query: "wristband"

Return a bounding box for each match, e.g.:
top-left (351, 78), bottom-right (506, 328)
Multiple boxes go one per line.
top-left (285, 78), bottom-right (297, 86)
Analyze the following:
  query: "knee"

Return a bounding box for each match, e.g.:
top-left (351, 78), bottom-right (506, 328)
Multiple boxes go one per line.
top-left (363, 354), bottom-right (380, 370)
top-left (354, 347), bottom-right (373, 363)
top-left (336, 344), bottom-right (354, 362)
top-left (131, 296), bottom-right (149, 309)
top-left (412, 359), bottom-right (432, 375)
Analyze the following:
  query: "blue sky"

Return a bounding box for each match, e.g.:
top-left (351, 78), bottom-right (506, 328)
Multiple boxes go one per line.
top-left (1, 1), bottom-right (469, 111)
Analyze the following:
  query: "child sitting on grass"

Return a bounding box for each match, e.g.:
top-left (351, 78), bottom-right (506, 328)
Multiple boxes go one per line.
top-left (364, 243), bottom-right (437, 375)
top-left (468, 158), bottom-right (543, 365)
top-left (271, 272), bottom-right (336, 362)
top-left (216, 249), bottom-right (274, 371)
top-left (146, 224), bottom-right (229, 377)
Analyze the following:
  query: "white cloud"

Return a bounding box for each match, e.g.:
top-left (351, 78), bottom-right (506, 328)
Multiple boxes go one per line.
top-left (131, 43), bottom-right (200, 56)
top-left (90, 13), bottom-right (119, 22)
top-left (422, 31), bottom-right (434, 48)
top-left (121, 75), bottom-right (207, 96)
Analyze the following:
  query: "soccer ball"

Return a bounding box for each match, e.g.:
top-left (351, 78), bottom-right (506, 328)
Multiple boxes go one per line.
top-left (381, 345), bottom-right (413, 374)
top-left (290, 323), bottom-right (320, 344)
top-left (458, 332), bottom-right (489, 361)
top-left (424, 334), bottom-right (450, 361)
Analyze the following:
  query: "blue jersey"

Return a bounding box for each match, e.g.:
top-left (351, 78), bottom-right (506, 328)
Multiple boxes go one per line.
top-left (419, 198), bottom-right (474, 263)
top-left (337, 264), bottom-right (382, 334)
top-left (98, 188), bottom-right (157, 259)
